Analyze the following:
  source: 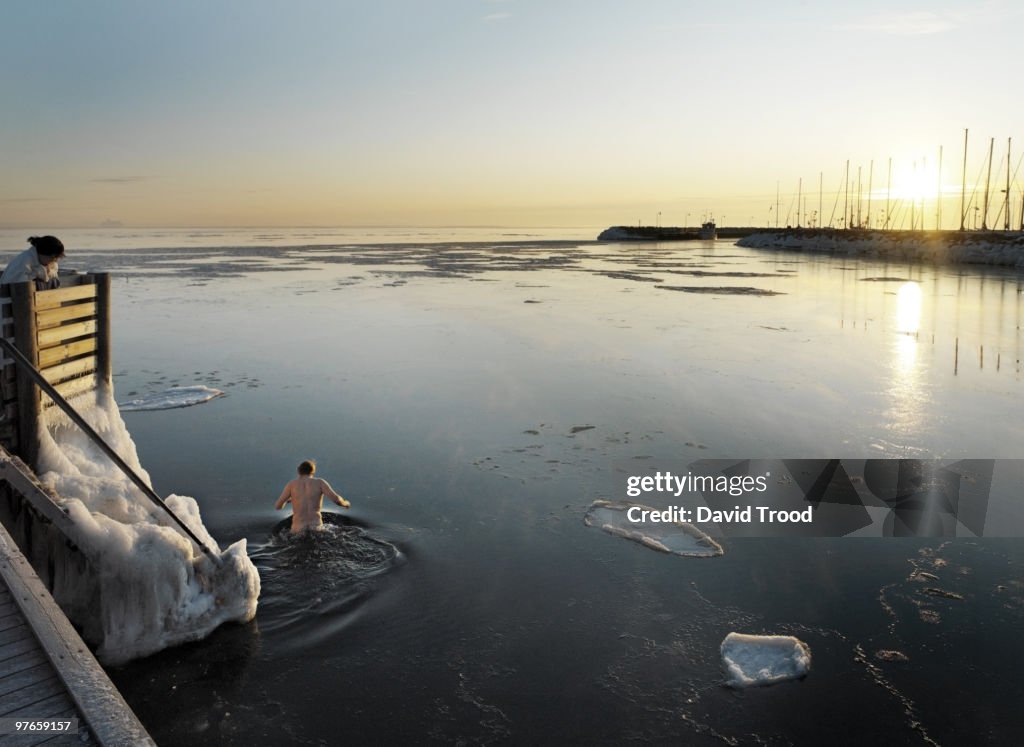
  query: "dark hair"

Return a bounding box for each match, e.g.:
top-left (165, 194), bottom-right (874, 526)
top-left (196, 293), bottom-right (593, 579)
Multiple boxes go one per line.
top-left (298, 460), bottom-right (316, 476)
top-left (28, 235), bottom-right (65, 259)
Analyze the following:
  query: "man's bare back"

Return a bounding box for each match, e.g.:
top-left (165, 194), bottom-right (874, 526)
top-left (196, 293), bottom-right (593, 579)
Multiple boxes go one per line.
top-left (275, 462), bottom-right (350, 533)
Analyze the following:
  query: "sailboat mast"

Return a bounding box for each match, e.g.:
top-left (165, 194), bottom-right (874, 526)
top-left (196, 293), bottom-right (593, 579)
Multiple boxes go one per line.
top-left (921, 156), bottom-right (926, 230)
top-left (866, 161), bottom-right (873, 229)
top-left (856, 166), bottom-right (862, 228)
top-left (982, 137), bottom-right (994, 231)
top-left (797, 177), bottom-right (802, 228)
top-left (960, 128), bottom-right (968, 231)
top-left (886, 157), bottom-right (892, 230)
top-left (911, 161), bottom-right (916, 230)
top-left (1006, 137), bottom-right (1012, 231)
top-left (843, 160), bottom-right (849, 229)
top-left (936, 146), bottom-right (943, 231)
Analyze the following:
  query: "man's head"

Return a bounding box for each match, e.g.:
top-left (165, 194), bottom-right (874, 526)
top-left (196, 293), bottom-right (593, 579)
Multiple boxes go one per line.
top-left (29, 235), bottom-right (65, 266)
top-left (298, 460), bottom-right (316, 476)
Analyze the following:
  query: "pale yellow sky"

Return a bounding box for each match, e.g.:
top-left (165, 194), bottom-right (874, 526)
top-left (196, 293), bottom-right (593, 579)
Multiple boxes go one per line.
top-left (3, 1), bottom-right (1023, 230)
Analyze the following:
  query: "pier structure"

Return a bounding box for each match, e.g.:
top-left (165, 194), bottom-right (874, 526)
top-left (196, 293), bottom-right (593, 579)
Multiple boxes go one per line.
top-left (0, 274), bottom-right (154, 744)
top-left (1, 274), bottom-right (112, 469)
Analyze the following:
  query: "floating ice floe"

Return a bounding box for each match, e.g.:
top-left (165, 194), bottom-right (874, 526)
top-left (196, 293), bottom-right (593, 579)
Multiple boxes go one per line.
top-left (720, 632), bottom-right (811, 688)
top-left (36, 387), bottom-right (259, 664)
top-left (584, 500), bottom-right (723, 557)
top-left (118, 384), bottom-right (224, 412)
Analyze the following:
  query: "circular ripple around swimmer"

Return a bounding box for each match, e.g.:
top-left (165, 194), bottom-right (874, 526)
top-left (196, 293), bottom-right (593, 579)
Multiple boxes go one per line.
top-left (249, 513), bottom-right (404, 649)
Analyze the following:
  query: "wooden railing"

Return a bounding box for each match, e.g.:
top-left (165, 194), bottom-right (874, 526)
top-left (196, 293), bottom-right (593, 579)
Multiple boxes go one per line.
top-left (0, 274), bottom-right (111, 468)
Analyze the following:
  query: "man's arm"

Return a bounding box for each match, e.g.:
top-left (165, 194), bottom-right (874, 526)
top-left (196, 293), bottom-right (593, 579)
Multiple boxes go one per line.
top-left (274, 483), bottom-right (293, 510)
top-left (320, 479), bottom-right (350, 508)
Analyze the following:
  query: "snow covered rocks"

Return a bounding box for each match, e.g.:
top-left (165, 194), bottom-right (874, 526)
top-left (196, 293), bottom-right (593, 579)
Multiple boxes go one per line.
top-left (720, 632), bottom-right (811, 688)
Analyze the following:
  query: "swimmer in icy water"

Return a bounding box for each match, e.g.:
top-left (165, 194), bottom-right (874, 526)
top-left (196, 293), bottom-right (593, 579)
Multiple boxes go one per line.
top-left (274, 460), bottom-right (351, 533)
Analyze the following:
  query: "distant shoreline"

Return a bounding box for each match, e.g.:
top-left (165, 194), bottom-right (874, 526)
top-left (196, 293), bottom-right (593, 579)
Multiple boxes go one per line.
top-left (595, 225), bottom-right (1024, 269)
top-left (737, 228), bottom-right (1024, 269)
top-left (597, 226), bottom-right (758, 241)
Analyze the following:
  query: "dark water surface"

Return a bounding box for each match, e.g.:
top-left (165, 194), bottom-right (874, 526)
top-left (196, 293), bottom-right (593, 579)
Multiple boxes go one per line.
top-left (72, 235), bottom-right (1024, 745)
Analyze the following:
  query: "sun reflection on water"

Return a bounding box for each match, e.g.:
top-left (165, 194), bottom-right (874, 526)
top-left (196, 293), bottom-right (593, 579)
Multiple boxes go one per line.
top-left (885, 282), bottom-right (928, 450)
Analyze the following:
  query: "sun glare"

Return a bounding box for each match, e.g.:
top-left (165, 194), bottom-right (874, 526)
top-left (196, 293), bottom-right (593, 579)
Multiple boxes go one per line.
top-left (886, 161), bottom-right (941, 203)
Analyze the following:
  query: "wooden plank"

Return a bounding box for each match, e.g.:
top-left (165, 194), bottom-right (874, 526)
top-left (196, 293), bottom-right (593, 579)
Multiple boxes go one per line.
top-left (93, 274), bottom-right (111, 388)
top-left (36, 321), bottom-right (96, 349)
top-left (2, 693), bottom-right (77, 726)
top-left (40, 358), bottom-right (95, 386)
top-left (46, 376), bottom-right (97, 407)
top-left (0, 649), bottom-right (47, 679)
top-left (34, 285), bottom-right (96, 312)
top-left (10, 283), bottom-right (40, 470)
top-left (35, 301), bottom-right (96, 331)
top-left (3, 726), bottom-right (73, 746)
top-left (0, 610), bottom-right (22, 632)
top-left (2, 728), bottom-right (62, 746)
top-left (0, 622), bottom-right (30, 646)
top-left (0, 635), bottom-right (40, 663)
top-left (0, 452), bottom-right (77, 539)
top-left (37, 340), bottom-right (97, 370)
top-left (0, 522), bottom-right (154, 745)
top-left (0, 664), bottom-right (54, 698)
top-left (0, 676), bottom-right (66, 716)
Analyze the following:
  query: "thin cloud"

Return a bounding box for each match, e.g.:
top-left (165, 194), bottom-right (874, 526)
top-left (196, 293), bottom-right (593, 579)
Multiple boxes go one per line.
top-left (90, 175), bottom-right (151, 184)
top-left (843, 11), bottom-right (956, 35)
top-left (0, 197), bottom-right (51, 203)
top-left (483, 12), bottom-right (511, 23)
top-left (842, 2), bottom-right (1024, 36)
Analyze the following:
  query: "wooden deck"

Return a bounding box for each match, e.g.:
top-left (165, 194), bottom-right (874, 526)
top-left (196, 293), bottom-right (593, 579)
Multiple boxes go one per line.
top-left (0, 520), bottom-right (154, 746)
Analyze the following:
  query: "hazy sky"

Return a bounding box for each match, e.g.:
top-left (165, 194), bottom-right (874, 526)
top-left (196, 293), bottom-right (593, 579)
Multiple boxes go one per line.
top-left (3, 1), bottom-right (1022, 229)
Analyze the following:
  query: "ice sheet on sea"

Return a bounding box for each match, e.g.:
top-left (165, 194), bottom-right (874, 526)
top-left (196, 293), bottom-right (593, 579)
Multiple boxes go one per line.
top-left (36, 387), bottom-right (259, 664)
top-left (584, 500), bottom-right (723, 557)
top-left (720, 632), bottom-right (811, 687)
top-left (118, 385), bottom-right (224, 412)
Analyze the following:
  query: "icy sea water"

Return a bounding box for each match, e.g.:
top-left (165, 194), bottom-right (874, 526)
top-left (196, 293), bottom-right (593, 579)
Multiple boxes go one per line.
top-left (51, 231), bottom-right (1024, 744)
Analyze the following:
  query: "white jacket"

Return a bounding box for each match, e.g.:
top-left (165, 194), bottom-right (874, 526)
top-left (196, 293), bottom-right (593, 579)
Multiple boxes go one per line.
top-left (0, 247), bottom-right (59, 288)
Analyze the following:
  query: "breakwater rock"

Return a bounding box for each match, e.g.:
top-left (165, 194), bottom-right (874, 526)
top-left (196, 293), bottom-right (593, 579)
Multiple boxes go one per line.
top-left (598, 226), bottom-right (757, 241)
top-left (737, 229), bottom-right (1024, 269)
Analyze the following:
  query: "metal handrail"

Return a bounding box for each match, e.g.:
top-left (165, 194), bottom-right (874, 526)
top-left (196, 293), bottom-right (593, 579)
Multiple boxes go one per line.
top-left (0, 337), bottom-right (220, 564)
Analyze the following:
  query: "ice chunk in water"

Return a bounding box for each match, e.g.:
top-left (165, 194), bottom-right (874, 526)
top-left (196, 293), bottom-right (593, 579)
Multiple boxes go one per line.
top-left (584, 500), bottom-right (723, 557)
top-left (118, 385), bottom-right (224, 411)
top-left (720, 632), bottom-right (811, 687)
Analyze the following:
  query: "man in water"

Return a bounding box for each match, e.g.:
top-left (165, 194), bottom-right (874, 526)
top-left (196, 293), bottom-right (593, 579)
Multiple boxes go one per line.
top-left (275, 460), bottom-right (350, 533)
